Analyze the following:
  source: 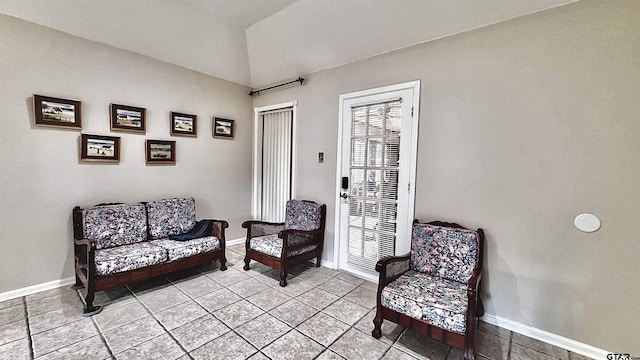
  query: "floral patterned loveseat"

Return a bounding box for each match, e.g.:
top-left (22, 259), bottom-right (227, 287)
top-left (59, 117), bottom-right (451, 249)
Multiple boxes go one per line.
top-left (372, 220), bottom-right (485, 360)
top-left (72, 197), bottom-right (227, 316)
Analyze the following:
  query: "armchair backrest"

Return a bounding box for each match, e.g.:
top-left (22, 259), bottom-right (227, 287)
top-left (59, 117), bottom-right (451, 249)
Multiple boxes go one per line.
top-left (410, 222), bottom-right (481, 284)
top-left (284, 200), bottom-right (324, 231)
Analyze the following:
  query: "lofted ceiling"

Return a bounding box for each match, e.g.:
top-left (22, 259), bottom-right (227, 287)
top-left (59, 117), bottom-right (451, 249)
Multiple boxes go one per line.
top-left (0, 0), bottom-right (578, 88)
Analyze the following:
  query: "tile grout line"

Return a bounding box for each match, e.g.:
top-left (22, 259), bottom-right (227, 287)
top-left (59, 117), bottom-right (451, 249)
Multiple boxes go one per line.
top-left (324, 276), bottom-right (431, 360)
top-left (507, 330), bottom-right (513, 360)
top-left (176, 274), bottom-right (275, 358)
top-left (90, 316), bottom-right (115, 360)
top-left (296, 273), bottom-right (382, 360)
top-left (124, 281), bottom-right (196, 360)
top-left (167, 265), bottom-right (293, 359)
top-left (215, 257), bottom-right (353, 359)
top-left (23, 289), bottom-right (103, 359)
top-left (72, 271), bottom-right (117, 360)
top-left (224, 268), bottom-right (332, 357)
top-left (22, 296), bottom-right (34, 360)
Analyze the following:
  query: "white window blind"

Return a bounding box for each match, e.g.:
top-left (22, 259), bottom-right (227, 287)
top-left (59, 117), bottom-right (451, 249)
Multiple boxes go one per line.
top-left (260, 108), bottom-right (293, 222)
top-left (347, 99), bottom-right (402, 271)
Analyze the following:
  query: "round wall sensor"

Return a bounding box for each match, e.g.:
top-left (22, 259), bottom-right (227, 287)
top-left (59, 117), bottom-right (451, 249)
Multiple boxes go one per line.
top-left (574, 213), bottom-right (601, 233)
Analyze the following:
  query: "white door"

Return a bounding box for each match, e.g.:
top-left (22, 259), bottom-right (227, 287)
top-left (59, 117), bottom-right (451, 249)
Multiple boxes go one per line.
top-left (336, 81), bottom-right (420, 281)
top-left (253, 102), bottom-right (297, 222)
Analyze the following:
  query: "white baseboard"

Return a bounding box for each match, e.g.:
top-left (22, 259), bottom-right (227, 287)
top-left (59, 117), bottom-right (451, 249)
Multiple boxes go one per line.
top-left (481, 314), bottom-right (609, 359)
top-left (0, 277), bottom-right (76, 303)
top-left (320, 259), bottom-right (336, 269)
top-left (226, 237), bottom-right (245, 246)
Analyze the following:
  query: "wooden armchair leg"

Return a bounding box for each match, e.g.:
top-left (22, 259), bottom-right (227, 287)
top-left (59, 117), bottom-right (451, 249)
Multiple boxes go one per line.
top-left (372, 310), bottom-right (383, 338)
top-left (279, 270), bottom-right (288, 287)
top-left (219, 257), bottom-right (227, 271)
top-left (315, 253), bottom-right (322, 268)
top-left (463, 347), bottom-right (476, 360)
top-left (243, 257), bottom-right (250, 271)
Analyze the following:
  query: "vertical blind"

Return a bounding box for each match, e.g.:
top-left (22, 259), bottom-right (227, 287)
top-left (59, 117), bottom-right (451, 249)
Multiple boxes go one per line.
top-left (347, 99), bottom-right (402, 272)
top-left (260, 108), bottom-right (293, 222)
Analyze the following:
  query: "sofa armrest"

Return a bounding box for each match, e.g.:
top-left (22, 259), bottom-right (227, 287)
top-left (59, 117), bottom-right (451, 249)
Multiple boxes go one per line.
top-left (466, 268), bottom-right (483, 315)
top-left (242, 220), bottom-right (286, 239)
top-left (210, 219), bottom-right (228, 236)
top-left (74, 238), bottom-right (97, 256)
top-left (73, 238), bottom-right (97, 275)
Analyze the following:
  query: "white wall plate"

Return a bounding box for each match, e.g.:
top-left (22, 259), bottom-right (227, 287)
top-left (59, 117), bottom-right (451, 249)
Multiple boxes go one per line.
top-left (574, 213), bottom-right (601, 233)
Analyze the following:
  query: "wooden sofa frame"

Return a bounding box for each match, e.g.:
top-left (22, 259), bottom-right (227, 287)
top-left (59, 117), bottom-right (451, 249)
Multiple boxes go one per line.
top-left (72, 205), bottom-right (228, 316)
top-left (242, 203), bottom-right (327, 287)
top-left (372, 220), bottom-right (485, 360)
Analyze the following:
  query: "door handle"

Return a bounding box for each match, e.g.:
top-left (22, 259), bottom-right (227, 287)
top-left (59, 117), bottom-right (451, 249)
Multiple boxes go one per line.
top-left (340, 192), bottom-right (350, 199)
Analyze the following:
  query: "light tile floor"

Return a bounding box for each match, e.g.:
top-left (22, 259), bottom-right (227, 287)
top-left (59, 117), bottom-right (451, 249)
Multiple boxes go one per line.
top-left (0, 244), bottom-right (593, 360)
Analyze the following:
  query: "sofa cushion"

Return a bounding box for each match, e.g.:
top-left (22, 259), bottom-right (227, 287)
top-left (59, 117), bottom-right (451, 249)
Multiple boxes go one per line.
top-left (249, 234), bottom-right (317, 258)
top-left (146, 198), bottom-right (196, 239)
top-left (83, 203), bottom-right (147, 250)
top-left (381, 270), bottom-right (468, 334)
top-left (410, 223), bottom-right (479, 283)
top-left (94, 242), bottom-right (167, 276)
top-left (150, 236), bottom-right (220, 261)
top-left (284, 200), bottom-right (322, 231)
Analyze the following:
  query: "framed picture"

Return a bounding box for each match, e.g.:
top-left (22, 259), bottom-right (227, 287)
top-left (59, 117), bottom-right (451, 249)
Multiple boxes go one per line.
top-left (110, 103), bottom-right (146, 133)
top-left (146, 140), bottom-right (176, 164)
top-left (170, 112), bottom-right (197, 137)
top-left (213, 117), bottom-right (235, 139)
top-left (80, 134), bottom-right (120, 163)
top-left (34, 95), bottom-right (82, 129)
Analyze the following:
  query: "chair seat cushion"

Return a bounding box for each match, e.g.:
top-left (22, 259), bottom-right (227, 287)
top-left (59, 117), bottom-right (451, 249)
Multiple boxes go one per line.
top-left (249, 234), bottom-right (317, 258)
top-left (95, 243), bottom-right (168, 276)
top-left (381, 270), bottom-right (469, 334)
top-left (150, 236), bottom-right (220, 261)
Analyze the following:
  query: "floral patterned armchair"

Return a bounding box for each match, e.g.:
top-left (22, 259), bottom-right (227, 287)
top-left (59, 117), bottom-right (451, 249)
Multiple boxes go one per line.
top-left (372, 220), bottom-right (485, 360)
top-left (242, 200), bottom-right (326, 286)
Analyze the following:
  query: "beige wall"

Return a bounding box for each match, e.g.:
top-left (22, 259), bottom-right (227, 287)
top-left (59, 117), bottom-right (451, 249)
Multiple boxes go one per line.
top-left (0, 15), bottom-right (253, 292)
top-left (253, 0), bottom-right (640, 353)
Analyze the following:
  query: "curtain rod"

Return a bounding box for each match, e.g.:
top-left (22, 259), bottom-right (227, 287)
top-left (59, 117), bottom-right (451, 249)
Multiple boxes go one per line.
top-left (249, 77), bottom-right (305, 96)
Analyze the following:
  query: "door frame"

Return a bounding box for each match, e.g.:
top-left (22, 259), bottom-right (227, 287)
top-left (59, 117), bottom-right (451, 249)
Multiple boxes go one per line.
top-left (332, 81), bottom-right (420, 278)
top-left (252, 100), bottom-right (298, 219)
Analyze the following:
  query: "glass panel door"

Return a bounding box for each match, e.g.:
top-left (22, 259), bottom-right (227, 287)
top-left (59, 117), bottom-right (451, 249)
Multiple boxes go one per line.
top-left (346, 101), bottom-right (402, 271)
top-left (337, 81), bottom-right (419, 280)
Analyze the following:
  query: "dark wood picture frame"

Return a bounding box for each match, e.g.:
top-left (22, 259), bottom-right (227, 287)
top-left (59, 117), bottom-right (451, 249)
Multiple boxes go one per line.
top-left (146, 140), bottom-right (176, 164)
top-left (80, 134), bottom-right (120, 163)
top-left (213, 117), bottom-right (235, 139)
top-left (170, 112), bottom-right (197, 137)
top-left (34, 95), bottom-right (82, 129)
top-left (110, 103), bottom-right (146, 134)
